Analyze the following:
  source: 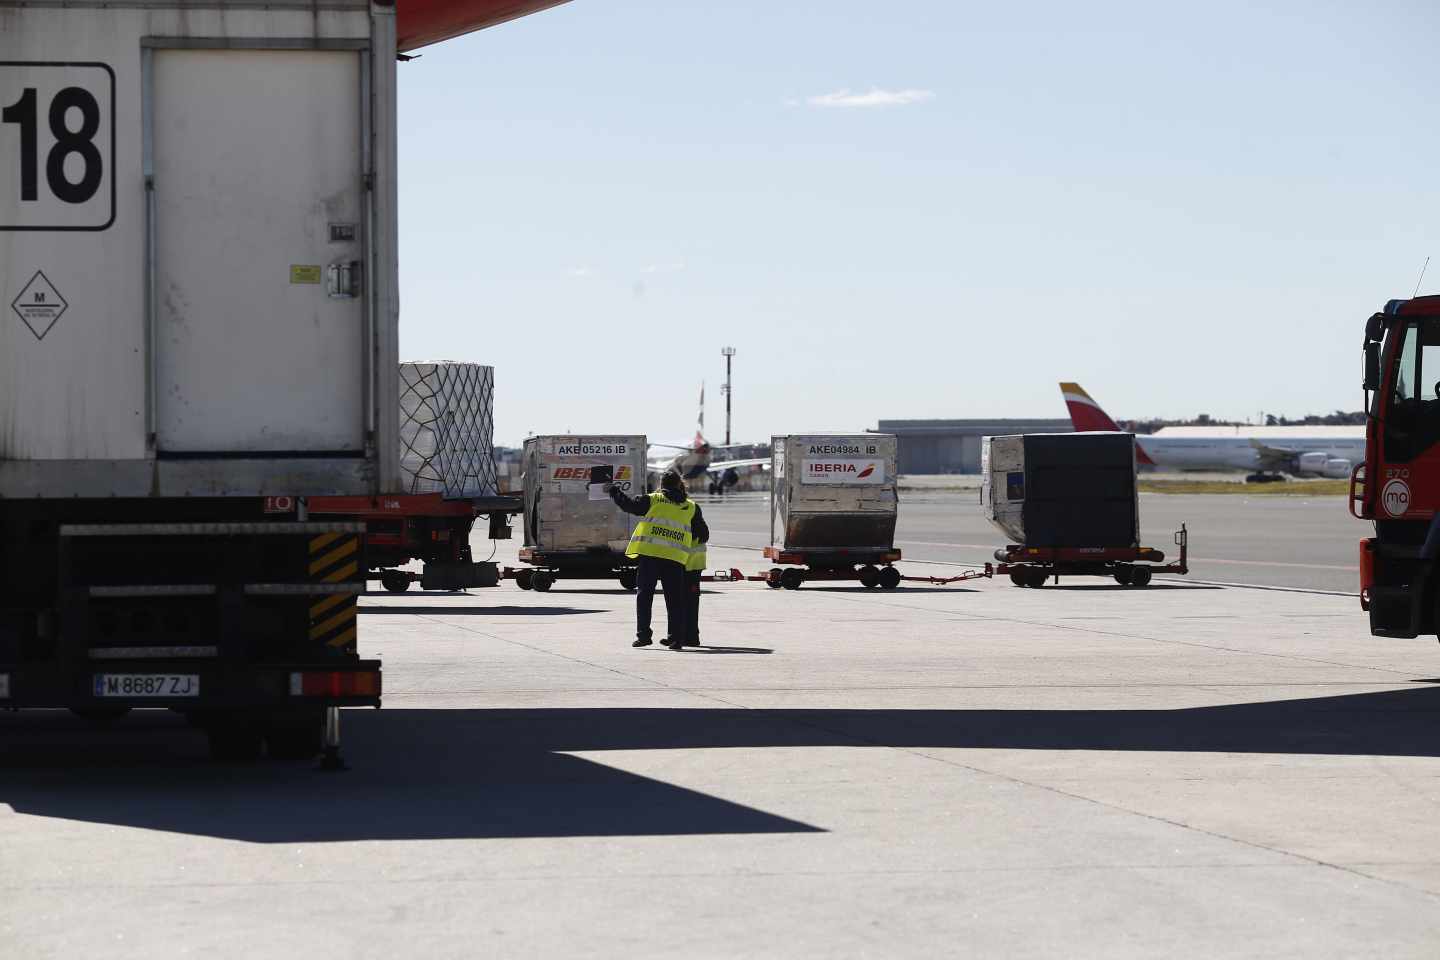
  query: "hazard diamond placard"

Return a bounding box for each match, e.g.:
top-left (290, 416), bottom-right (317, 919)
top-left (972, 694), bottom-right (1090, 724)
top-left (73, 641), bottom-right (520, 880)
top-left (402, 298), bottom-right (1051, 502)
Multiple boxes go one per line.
top-left (11, 270), bottom-right (67, 340)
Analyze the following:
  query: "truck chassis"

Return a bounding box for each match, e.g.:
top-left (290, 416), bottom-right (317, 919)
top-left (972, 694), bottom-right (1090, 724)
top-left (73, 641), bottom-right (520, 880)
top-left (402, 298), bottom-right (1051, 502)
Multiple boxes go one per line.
top-left (0, 499), bottom-right (381, 762)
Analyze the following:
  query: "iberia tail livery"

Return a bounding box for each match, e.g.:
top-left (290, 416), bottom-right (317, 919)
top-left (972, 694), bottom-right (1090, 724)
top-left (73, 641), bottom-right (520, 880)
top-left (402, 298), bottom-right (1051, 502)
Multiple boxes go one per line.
top-left (1059, 382), bottom-right (1155, 464)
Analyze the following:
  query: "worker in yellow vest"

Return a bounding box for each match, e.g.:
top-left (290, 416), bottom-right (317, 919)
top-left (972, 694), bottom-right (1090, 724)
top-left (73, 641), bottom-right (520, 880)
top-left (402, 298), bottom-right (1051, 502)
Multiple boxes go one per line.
top-left (608, 468), bottom-right (709, 648)
top-left (683, 525), bottom-right (708, 647)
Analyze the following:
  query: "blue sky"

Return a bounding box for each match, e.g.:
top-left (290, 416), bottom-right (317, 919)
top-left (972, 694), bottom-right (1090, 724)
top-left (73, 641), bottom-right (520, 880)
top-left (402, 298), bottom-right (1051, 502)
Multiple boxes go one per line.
top-left (397, 0), bottom-right (1439, 446)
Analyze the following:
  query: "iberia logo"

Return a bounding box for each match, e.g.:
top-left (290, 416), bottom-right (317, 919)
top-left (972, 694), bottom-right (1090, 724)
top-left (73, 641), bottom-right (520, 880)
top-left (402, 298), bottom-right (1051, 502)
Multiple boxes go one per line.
top-left (552, 465), bottom-right (632, 480)
top-left (856, 464), bottom-right (875, 479)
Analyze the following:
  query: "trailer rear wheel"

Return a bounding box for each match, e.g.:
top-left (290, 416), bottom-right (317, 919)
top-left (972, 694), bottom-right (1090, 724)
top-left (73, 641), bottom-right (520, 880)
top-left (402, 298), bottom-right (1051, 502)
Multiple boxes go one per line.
top-left (879, 567), bottom-right (902, 590)
top-left (766, 568), bottom-right (784, 588)
top-left (70, 706), bottom-right (131, 727)
top-left (532, 572), bottom-right (555, 592)
top-left (1009, 569), bottom-right (1027, 587)
top-left (1025, 568), bottom-right (1049, 588)
top-left (859, 565), bottom-right (881, 589)
top-left (780, 569), bottom-right (804, 590)
top-left (1113, 565), bottom-right (1134, 586)
top-left (618, 569), bottom-right (638, 591)
top-left (381, 570), bottom-right (410, 594)
top-left (1130, 566), bottom-right (1152, 587)
top-left (208, 715), bottom-right (264, 763)
top-left (515, 569), bottom-right (534, 590)
top-left (265, 708), bottom-right (324, 761)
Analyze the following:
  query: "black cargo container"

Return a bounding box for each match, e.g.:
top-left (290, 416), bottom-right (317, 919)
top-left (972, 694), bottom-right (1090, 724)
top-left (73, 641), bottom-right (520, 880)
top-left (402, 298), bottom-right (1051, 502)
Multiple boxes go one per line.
top-left (982, 433), bottom-right (1138, 548)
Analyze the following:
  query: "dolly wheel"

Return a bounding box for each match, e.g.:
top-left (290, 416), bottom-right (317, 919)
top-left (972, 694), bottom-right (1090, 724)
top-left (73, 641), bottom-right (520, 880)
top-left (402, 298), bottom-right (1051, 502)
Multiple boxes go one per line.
top-left (780, 569), bottom-right (804, 591)
top-left (618, 569), bottom-right (638, 591)
top-left (1113, 565), bottom-right (1134, 586)
top-left (859, 565), bottom-right (881, 589)
top-left (532, 572), bottom-right (555, 592)
top-left (380, 570), bottom-right (411, 594)
top-left (1025, 568), bottom-right (1049, 588)
top-left (1009, 569), bottom-right (1027, 587)
top-left (878, 566), bottom-right (902, 590)
top-left (766, 568), bottom-right (784, 589)
top-left (515, 569), bottom-right (534, 590)
top-left (1130, 566), bottom-right (1153, 587)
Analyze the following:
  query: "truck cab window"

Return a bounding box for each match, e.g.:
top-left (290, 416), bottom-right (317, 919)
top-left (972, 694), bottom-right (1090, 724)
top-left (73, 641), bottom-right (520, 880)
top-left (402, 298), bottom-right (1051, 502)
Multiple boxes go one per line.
top-left (1385, 319), bottom-right (1440, 461)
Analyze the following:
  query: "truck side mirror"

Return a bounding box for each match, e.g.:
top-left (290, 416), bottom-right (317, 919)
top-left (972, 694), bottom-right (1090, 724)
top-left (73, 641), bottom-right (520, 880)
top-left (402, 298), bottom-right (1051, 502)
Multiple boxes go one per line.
top-left (1366, 313), bottom-right (1385, 342)
top-left (1364, 341), bottom-right (1382, 391)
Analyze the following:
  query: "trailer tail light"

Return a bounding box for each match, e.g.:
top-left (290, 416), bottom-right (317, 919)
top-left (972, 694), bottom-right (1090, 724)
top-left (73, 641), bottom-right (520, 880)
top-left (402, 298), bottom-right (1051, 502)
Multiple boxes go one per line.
top-left (881, 551), bottom-right (902, 563)
top-left (289, 670), bottom-right (381, 698)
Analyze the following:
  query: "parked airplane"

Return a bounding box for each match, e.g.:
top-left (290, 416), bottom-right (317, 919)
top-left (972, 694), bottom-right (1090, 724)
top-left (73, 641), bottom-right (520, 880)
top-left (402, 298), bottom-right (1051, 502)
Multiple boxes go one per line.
top-left (1059, 382), bottom-right (1365, 481)
top-left (648, 384), bottom-right (769, 493)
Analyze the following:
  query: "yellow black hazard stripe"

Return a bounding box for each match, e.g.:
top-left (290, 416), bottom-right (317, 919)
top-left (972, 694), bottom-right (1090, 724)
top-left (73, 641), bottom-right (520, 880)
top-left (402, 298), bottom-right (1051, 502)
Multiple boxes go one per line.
top-left (309, 532), bottom-right (361, 649)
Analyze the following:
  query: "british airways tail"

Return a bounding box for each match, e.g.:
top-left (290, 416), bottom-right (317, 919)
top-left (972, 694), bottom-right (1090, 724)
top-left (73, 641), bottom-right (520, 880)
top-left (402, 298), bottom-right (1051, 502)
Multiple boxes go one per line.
top-left (1059, 382), bottom-right (1155, 465)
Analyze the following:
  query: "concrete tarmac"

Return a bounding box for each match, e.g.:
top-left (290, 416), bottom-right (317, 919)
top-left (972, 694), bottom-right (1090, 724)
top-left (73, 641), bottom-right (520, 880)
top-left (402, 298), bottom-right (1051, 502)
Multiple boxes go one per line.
top-left (4, 499), bottom-right (1437, 959)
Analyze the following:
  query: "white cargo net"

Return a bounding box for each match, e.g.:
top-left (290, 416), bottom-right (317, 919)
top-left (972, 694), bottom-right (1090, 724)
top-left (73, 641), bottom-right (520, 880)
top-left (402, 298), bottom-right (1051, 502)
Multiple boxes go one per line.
top-left (399, 362), bottom-right (497, 499)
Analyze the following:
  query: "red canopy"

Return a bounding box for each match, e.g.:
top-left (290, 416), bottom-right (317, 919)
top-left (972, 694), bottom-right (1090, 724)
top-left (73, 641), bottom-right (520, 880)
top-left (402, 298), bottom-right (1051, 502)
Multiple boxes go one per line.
top-left (397, 0), bottom-right (571, 53)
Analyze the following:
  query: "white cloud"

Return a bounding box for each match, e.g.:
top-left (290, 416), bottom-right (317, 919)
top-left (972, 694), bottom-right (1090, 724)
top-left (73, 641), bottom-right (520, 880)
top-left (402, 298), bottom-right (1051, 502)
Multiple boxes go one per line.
top-left (803, 88), bottom-right (935, 109)
top-left (568, 265), bottom-right (596, 278)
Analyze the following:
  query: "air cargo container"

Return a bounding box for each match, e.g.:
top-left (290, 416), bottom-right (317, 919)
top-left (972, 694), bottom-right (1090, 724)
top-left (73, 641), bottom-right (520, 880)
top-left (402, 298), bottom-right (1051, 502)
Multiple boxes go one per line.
top-left (764, 435), bottom-right (904, 589)
top-left (982, 434), bottom-right (1188, 588)
top-left (510, 436), bottom-right (648, 591)
top-left (0, 0), bottom-right (404, 760)
top-left (982, 433), bottom-right (1139, 547)
top-left (310, 362), bottom-right (519, 594)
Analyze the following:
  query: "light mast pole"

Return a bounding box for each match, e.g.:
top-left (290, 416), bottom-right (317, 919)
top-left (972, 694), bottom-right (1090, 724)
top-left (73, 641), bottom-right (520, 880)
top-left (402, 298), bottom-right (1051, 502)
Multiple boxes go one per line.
top-left (721, 347), bottom-right (736, 446)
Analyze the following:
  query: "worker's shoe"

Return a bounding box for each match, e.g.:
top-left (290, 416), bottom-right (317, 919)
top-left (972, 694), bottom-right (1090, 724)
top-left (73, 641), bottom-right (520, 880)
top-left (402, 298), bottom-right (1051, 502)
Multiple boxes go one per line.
top-left (632, 637), bottom-right (653, 647)
top-left (679, 637), bottom-right (700, 647)
top-left (660, 637), bottom-right (679, 648)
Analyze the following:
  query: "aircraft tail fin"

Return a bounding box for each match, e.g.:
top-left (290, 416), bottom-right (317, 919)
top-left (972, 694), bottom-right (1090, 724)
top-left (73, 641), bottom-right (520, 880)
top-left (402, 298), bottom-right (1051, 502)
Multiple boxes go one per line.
top-left (694, 382), bottom-right (707, 449)
top-left (1060, 382), bottom-right (1121, 432)
top-left (1060, 382), bottom-right (1154, 464)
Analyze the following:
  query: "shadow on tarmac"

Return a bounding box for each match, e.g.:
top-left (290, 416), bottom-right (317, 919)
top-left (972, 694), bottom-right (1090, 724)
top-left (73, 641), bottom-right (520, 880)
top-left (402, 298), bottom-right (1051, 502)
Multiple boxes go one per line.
top-left (7, 685), bottom-right (1440, 841)
top-left (0, 709), bottom-right (822, 842)
top-left (356, 606), bottom-right (605, 617)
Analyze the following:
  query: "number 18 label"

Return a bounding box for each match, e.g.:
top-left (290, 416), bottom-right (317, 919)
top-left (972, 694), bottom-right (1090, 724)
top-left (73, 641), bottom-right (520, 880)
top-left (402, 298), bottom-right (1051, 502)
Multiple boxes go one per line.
top-left (0, 62), bottom-right (114, 231)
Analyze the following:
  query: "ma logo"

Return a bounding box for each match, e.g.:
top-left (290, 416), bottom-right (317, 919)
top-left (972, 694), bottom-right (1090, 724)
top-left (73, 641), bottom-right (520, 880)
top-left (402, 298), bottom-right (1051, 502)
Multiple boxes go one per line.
top-left (1382, 478), bottom-right (1411, 517)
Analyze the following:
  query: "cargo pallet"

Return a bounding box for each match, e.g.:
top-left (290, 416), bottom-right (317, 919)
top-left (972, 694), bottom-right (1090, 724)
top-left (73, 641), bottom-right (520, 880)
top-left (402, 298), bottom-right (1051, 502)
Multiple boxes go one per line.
top-left (995, 525), bottom-right (1189, 588)
top-left (759, 547), bottom-right (993, 590)
top-left (309, 494), bottom-right (522, 594)
top-left (506, 548), bottom-right (640, 592)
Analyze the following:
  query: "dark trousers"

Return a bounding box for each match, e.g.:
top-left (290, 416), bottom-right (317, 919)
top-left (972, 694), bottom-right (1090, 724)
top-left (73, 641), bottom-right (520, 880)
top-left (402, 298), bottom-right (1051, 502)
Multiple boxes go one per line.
top-left (685, 570), bottom-right (702, 643)
top-left (634, 555), bottom-right (688, 642)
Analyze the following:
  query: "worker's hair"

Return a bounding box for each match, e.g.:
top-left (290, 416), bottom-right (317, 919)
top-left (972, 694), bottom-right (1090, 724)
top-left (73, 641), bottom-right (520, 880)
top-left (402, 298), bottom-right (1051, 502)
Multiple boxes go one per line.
top-left (661, 469), bottom-right (686, 494)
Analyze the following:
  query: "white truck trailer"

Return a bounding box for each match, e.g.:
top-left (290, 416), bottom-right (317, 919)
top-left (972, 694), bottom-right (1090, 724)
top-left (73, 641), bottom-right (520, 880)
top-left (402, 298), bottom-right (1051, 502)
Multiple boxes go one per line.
top-left (0, 0), bottom-right (404, 759)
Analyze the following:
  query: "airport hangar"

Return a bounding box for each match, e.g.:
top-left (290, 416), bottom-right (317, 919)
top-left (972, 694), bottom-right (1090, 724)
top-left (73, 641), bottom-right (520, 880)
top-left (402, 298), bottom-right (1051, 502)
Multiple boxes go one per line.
top-left (874, 419), bottom-right (1074, 474)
